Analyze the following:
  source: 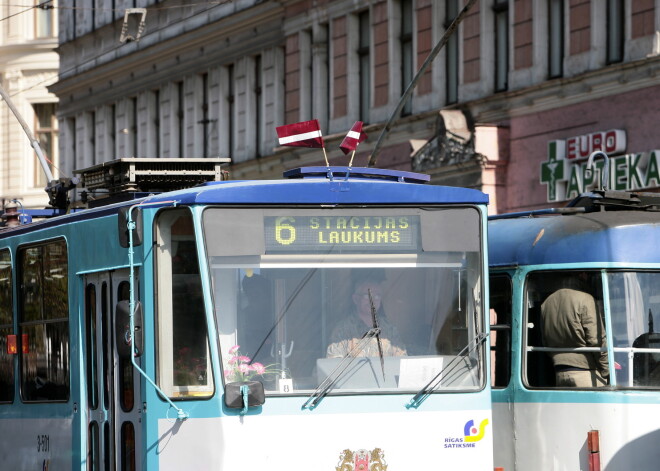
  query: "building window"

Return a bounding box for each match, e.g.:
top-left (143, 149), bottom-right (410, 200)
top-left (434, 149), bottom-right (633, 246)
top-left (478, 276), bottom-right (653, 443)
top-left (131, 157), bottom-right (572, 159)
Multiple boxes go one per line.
top-left (254, 55), bottom-right (262, 158)
top-left (33, 103), bottom-right (57, 187)
top-left (607, 0), bottom-right (624, 64)
top-left (200, 73), bottom-right (209, 158)
top-left (19, 239), bottom-right (69, 401)
top-left (299, 29), bottom-right (313, 122)
top-left (548, 0), bottom-right (564, 78)
top-left (318, 23), bottom-right (330, 130)
top-left (446, 0), bottom-right (460, 103)
top-left (0, 250), bottom-right (13, 403)
top-left (400, 0), bottom-right (414, 116)
top-left (177, 82), bottom-right (184, 158)
top-left (152, 90), bottom-right (160, 158)
top-left (88, 110), bottom-right (96, 165)
top-left (226, 64), bottom-right (235, 157)
top-left (109, 104), bottom-right (116, 160)
top-left (131, 97), bottom-right (138, 158)
top-left (35, 0), bottom-right (55, 38)
top-left (358, 10), bottom-right (371, 123)
top-left (493, 0), bottom-right (509, 92)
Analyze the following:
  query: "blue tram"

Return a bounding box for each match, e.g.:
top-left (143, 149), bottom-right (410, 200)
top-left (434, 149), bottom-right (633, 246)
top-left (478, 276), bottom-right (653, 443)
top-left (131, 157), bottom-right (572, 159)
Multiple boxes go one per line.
top-left (489, 165), bottom-right (660, 470)
top-left (0, 161), bottom-right (493, 470)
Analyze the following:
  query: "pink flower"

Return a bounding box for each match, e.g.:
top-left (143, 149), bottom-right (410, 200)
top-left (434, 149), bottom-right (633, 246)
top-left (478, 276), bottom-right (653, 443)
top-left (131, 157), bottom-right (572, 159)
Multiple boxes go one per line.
top-left (228, 345), bottom-right (240, 354)
top-left (238, 363), bottom-right (250, 374)
top-left (238, 355), bottom-right (251, 363)
top-left (228, 356), bottom-right (238, 365)
top-left (251, 362), bottom-right (266, 375)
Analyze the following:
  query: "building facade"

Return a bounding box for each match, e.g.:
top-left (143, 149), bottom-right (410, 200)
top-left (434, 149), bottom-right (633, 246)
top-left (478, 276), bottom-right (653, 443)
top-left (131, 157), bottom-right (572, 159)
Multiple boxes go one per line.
top-left (0, 2), bottom-right (59, 210)
top-left (50, 0), bottom-right (659, 213)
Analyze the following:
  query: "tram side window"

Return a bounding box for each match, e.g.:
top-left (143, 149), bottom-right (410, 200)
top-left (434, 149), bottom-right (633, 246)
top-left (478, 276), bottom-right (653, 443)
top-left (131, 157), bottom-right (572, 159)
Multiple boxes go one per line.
top-left (19, 240), bottom-right (69, 401)
top-left (524, 271), bottom-right (606, 389)
top-left (608, 271), bottom-right (660, 388)
top-left (155, 209), bottom-right (214, 399)
top-left (0, 249), bottom-right (14, 403)
top-left (489, 274), bottom-right (511, 388)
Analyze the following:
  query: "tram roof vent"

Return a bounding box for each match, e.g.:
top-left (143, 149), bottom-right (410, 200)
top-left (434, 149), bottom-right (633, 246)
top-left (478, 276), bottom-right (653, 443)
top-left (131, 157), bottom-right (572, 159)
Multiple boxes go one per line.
top-left (74, 158), bottom-right (231, 207)
top-left (283, 166), bottom-right (430, 184)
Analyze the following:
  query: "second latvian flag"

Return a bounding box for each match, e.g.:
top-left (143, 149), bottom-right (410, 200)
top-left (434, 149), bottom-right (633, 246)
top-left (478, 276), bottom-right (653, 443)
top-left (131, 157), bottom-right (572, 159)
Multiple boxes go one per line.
top-left (276, 119), bottom-right (325, 148)
top-left (339, 121), bottom-right (368, 154)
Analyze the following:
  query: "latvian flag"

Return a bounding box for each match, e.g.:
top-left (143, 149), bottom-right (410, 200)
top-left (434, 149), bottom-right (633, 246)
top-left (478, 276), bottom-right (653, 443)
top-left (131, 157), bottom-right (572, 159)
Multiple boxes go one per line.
top-left (276, 119), bottom-right (325, 148)
top-left (339, 121), bottom-right (368, 154)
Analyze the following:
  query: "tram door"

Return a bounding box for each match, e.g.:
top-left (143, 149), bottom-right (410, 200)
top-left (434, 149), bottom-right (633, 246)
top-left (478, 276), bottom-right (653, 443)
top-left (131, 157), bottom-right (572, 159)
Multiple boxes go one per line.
top-left (85, 270), bottom-right (143, 471)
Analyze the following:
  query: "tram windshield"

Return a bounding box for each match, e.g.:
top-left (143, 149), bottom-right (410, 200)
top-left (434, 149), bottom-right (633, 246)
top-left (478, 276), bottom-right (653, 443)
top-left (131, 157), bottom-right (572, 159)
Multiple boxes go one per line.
top-left (203, 207), bottom-right (485, 395)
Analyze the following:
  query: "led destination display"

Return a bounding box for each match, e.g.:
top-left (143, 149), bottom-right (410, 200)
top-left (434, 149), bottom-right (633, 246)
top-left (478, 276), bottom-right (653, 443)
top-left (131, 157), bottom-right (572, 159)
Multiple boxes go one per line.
top-left (264, 215), bottom-right (420, 252)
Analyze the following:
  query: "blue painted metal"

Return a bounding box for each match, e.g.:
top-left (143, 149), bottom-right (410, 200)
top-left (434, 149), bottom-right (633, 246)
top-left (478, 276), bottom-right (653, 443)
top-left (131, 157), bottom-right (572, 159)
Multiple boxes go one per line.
top-left (489, 211), bottom-right (660, 266)
top-left (282, 166), bottom-right (431, 183)
top-left (148, 175), bottom-right (488, 206)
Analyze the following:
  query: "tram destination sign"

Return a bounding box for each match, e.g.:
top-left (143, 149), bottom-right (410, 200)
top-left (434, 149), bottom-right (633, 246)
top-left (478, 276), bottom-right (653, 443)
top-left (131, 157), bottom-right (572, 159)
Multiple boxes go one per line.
top-left (264, 215), bottom-right (420, 252)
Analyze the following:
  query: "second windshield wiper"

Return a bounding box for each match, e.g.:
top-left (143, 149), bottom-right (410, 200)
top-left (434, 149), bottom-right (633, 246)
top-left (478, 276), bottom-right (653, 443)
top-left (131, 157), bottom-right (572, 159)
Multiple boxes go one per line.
top-left (405, 332), bottom-right (488, 410)
top-left (302, 327), bottom-right (381, 410)
top-left (368, 288), bottom-right (386, 381)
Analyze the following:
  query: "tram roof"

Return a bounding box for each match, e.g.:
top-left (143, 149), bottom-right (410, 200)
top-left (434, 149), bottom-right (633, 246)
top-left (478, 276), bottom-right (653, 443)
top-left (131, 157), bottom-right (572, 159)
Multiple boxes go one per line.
top-left (0, 169), bottom-right (489, 238)
top-left (144, 173), bottom-right (489, 206)
top-left (488, 210), bottom-right (660, 267)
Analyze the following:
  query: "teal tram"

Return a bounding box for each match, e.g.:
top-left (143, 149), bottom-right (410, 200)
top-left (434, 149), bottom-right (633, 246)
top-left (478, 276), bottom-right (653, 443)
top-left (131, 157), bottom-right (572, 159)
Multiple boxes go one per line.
top-left (489, 153), bottom-right (660, 470)
top-left (0, 159), bottom-right (493, 470)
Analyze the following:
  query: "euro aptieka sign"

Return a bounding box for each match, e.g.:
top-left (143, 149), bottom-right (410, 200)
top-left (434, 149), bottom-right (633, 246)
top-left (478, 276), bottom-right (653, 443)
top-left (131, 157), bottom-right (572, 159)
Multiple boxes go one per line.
top-left (540, 129), bottom-right (660, 202)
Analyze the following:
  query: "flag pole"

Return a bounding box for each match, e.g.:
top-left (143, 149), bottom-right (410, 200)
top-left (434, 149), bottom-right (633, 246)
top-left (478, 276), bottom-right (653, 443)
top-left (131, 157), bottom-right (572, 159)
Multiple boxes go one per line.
top-left (348, 150), bottom-right (356, 167)
top-left (322, 147), bottom-right (330, 167)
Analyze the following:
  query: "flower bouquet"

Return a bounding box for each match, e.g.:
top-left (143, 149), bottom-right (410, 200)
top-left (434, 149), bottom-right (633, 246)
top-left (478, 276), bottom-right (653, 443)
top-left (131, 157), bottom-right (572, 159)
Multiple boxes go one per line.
top-left (224, 345), bottom-right (280, 383)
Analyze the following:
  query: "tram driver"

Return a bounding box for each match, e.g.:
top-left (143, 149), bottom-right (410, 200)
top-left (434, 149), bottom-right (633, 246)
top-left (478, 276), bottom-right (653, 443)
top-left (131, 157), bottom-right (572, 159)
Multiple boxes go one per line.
top-left (326, 272), bottom-right (407, 358)
top-left (540, 272), bottom-right (609, 388)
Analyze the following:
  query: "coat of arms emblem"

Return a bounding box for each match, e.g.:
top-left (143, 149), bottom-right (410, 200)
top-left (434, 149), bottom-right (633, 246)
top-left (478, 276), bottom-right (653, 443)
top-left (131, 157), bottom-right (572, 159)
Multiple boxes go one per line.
top-left (335, 448), bottom-right (388, 471)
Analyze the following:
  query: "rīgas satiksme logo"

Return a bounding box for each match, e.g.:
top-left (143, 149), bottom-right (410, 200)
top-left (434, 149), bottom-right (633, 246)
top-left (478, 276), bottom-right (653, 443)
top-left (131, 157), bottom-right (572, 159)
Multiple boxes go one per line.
top-left (443, 419), bottom-right (490, 449)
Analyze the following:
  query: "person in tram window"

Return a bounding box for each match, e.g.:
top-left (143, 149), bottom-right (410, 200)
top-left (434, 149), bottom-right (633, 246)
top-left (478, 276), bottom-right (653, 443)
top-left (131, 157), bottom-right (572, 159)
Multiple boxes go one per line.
top-left (540, 272), bottom-right (609, 388)
top-left (326, 271), bottom-right (407, 358)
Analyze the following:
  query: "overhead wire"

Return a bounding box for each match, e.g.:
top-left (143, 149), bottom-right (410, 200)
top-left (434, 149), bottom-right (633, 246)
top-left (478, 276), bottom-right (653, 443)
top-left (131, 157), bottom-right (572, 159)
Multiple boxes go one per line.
top-left (0, 3), bottom-right (38, 22)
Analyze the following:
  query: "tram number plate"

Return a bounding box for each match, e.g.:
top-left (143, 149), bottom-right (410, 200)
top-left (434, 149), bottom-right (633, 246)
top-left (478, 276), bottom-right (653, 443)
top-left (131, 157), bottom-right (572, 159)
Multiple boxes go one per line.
top-left (278, 378), bottom-right (293, 394)
top-left (37, 434), bottom-right (50, 453)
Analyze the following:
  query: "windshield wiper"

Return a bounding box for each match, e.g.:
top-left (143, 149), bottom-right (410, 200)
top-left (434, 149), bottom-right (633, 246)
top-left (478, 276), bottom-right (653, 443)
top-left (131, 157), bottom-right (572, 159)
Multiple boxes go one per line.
top-left (368, 288), bottom-right (386, 381)
top-left (405, 332), bottom-right (488, 410)
top-left (302, 327), bottom-right (381, 410)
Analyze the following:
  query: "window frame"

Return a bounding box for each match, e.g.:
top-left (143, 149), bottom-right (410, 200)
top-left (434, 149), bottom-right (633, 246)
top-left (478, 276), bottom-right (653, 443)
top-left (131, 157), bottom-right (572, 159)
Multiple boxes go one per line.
top-left (445, 0), bottom-right (460, 102)
top-left (522, 269), bottom-right (608, 390)
top-left (606, 0), bottom-right (625, 64)
top-left (35, 0), bottom-right (56, 39)
top-left (489, 272), bottom-right (512, 389)
top-left (0, 248), bottom-right (14, 404)
top-left (548, 0), bottom-right (564, 79)
top-left (203, 205), bottom-right (488, 397)
top-left (493, 0), bottom-right (509, 92)
top-left (32, 102), bottom-right (58, 188)
top-left (18, 238), bottom-right (70, 403)
top-left (154, 207), bottom-right (215, 400)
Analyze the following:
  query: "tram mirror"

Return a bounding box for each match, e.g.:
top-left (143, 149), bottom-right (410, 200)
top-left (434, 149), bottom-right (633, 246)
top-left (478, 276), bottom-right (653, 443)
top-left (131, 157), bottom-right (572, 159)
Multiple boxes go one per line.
top-left (118, 207), bottom-right (143, 248)
top-left (224, 381), bottom-right (265, 410)
top-left (115, 300), bottom-right (144, 359)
